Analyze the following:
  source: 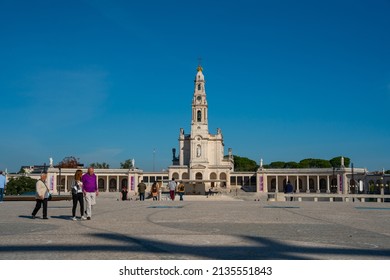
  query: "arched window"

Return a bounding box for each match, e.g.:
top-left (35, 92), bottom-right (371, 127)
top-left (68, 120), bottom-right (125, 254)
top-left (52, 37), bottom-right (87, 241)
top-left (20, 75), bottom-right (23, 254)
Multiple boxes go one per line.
top-left (198, 84), bottom-right (201, 91)
top-left (197, 110), bottom-right (202, 122)
top-left (109, 179), bottom-right (117, 192)
top-left (309, 178), bottom-right (315, 192)
top-left (121, 179), bottom-right (128, 188)
top-left (98, 178), bottom-right (105, 192)
top-left (196, 172), bottom-right (203, 180)
top-left (320, 178), bottom-right (327, 193)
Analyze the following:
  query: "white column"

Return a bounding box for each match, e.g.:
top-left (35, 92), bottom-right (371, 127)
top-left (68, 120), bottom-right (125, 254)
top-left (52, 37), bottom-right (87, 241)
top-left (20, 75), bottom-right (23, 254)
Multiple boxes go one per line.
top-left (296, 176), bottom-right (300, 193)
top-left (316, 176), bottom-right (320, 193)
top-left (306, 176), bottom-right (310, 193)
top-left (326, 175), bottom-right (330, 193)
top-left (275, 176), bottom-right (279, 193)
top-left (343, 173), bottom-right (348, 195)
top-left (116, 176), bottom-right (120, 192)
top-left (337, 174), bottom-right (341, 194)
top-left (65, 175), bottom-right (69, 192)
top-left (106, 176), bottom-right (109, 192)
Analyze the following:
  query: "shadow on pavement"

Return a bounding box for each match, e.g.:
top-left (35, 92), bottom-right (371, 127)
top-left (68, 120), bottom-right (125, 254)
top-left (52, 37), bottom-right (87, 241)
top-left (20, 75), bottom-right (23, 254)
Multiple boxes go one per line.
top-left (1, 232), bottom-right (389, 260)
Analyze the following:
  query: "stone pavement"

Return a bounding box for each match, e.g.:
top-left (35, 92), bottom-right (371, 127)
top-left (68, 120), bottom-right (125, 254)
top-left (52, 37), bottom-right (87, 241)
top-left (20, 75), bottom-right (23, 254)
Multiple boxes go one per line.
top-left (0, 194), bottom-right (390, 260)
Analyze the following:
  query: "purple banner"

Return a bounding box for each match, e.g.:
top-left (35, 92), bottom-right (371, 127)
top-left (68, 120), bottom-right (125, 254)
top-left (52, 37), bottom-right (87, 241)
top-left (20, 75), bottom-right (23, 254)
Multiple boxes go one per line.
top-left (50, 175), bottom-right (54, 191)
top-left (130, 176), bottom-right (135, 191)
top-left (259, 176), bottom-right (264, 192)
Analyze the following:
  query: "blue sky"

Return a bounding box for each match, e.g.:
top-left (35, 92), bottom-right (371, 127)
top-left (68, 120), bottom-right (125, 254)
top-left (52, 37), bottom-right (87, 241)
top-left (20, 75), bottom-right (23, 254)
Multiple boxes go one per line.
top-left (1, 0), bottom-right (389, 173)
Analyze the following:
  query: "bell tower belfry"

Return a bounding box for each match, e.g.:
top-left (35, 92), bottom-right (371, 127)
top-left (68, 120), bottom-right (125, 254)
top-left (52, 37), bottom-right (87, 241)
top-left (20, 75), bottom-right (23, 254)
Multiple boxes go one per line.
top-left (191, 64), bottom-right (208, 136)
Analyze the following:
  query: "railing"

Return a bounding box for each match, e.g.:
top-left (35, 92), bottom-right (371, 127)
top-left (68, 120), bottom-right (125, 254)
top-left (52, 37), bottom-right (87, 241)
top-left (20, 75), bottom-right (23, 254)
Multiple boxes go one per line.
top-left (268, 193), bottom-right (390, 203)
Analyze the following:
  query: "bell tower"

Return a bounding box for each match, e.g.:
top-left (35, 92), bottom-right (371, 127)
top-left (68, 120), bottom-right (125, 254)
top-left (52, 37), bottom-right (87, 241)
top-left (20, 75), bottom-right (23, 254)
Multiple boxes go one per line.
top-left (171, 63), bottom-right (234, 193)
top-left (191, 64), bottom-right (209, 136)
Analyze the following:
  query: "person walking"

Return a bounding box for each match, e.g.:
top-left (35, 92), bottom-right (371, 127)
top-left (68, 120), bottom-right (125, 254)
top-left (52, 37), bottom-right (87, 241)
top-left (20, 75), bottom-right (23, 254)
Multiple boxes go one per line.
top-left (177, 181), bottom-right (185, 201)
top-left (31, 172), bottom-right (50, 219)
top-left (284, 180), bottom-right (294, 201)
top-left (71, 169), bottom-right (86, 221)
top-left (0, 171), bottom-right (6, 203)
top-left (168, 178), bottom-right (177, 201)
top-left (151, 182), bottom-right (158, 201)
top-left (137, 180), bottom-right (147, 201)
top-left (82, 167), bottom-right (98, 220)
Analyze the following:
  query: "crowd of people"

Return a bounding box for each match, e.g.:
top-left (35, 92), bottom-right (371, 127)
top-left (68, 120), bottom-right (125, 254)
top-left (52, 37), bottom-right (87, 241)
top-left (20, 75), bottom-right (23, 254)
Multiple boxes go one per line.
top-left (30, 170), bottom-right (185, 220)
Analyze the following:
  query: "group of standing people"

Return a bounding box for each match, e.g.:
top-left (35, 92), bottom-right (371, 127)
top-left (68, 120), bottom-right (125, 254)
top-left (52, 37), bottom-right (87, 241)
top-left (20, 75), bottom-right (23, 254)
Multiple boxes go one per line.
top-left (31, 167), bottom-right (99, 221)
top-left (134, 178), bottom-right (185, 201)
top-left (169, 178), bottom-right (185, 201)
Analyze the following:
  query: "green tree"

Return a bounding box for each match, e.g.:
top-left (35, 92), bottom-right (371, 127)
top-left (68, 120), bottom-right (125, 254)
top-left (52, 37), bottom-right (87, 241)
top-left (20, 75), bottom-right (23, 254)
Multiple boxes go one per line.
top-left (299, 158), bottom-right (332, 168)
top-left (233, 156), bottom-right (258, 171)
top-left (284, 161), bottom-right (300, 168)
top-left (90, 162), bottom-right (110, 169)
top-left (120, 159), bottom-right (134, 169)
top-left (266, 161), bottom-right (286, 169)
top-left (6, 176), bottom-right (37, 195)
top-left (329, 156), bottom-right (351, 168)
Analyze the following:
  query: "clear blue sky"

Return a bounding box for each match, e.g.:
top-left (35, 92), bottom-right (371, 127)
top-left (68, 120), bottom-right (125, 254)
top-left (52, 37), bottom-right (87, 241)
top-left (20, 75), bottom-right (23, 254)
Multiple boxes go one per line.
top-left (1, 0), bottom-right (389, 173)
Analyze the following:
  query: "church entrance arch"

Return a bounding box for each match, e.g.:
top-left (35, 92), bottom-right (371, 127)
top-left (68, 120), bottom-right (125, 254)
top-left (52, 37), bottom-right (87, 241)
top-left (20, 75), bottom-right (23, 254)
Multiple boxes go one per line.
top-left (220, 172), bottom-right (227, 188)
top-left (193, 172), bottom-right (204, 195)
top-left (210, 172), bottom-right (217, 188)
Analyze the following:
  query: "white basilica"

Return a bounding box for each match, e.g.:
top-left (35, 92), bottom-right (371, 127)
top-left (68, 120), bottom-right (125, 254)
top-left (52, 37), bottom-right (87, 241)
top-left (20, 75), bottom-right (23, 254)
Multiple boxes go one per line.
top-left (13, 65), bottom-right (376, 197)
top-left (168, 65), bottom-right (234, 194)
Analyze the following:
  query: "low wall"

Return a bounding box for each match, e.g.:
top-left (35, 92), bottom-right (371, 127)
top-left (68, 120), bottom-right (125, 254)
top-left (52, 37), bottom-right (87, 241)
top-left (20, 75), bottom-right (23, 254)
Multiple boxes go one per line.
top-left (268, 193), bottom-right (390, 203)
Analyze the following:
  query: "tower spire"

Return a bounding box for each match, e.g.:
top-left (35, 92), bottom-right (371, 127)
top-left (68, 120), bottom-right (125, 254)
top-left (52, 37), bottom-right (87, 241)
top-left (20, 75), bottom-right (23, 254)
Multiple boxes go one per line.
top-left (197, 57), bottom-right (203, 72)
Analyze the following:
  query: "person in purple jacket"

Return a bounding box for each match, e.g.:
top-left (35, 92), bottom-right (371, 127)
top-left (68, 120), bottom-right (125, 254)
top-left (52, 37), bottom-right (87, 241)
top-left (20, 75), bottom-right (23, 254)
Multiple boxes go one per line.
top-left (82, 167), bottom-right (98, 220)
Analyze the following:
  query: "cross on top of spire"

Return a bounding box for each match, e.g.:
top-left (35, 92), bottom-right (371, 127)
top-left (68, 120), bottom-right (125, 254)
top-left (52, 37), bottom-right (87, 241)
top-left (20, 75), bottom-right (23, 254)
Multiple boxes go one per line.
top-left (197, 57), bottom-right (203, 72)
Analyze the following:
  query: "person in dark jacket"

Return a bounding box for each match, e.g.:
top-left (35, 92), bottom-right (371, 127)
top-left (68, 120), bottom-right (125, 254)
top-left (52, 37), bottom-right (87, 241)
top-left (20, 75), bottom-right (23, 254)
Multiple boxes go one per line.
top-left (284, 181), bottom-right (294, 201)
top-left (137, 180), bottom-right (147, 201)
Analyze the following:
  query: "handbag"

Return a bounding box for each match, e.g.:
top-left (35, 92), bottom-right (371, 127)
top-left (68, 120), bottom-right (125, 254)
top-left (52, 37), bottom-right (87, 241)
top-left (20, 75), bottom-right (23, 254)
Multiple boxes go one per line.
top-left (41, 179), bottom-right (52, 201)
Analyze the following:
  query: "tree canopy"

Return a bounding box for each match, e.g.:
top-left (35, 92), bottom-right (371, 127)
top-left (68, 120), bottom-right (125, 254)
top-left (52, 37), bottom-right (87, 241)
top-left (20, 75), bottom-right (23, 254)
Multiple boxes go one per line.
top-left (6, 176), bottom-right (37, 195)
top-left (120, 159), bottom-right (134, 169)
top-left (58, 156), bottom-right (82, 168)
top-left (90, 162), bottom-right (110, 169)
top-left (263, 156), bottom-right (351, 169)
top-left (233, 155), bottom-right (259, 172)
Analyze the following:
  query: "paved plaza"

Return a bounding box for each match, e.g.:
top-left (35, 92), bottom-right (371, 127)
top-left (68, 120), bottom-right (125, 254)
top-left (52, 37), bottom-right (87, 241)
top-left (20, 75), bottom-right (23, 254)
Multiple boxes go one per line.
top-left (0, 194), bottom-right (390, 260)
